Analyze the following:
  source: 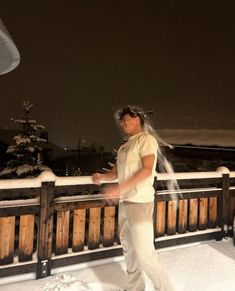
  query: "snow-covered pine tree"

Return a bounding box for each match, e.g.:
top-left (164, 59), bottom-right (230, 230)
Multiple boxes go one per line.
top-left (0, 100), bottom-right (51, 178)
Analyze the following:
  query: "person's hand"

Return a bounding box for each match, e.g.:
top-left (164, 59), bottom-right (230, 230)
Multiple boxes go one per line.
top-left (103, 184), bottom-right (120, 205)
top-left (92, 173), bottom-right (103, 185)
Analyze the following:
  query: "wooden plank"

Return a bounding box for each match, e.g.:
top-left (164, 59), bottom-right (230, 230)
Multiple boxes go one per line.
top-left (72, 209), bottom-right (86, 252)
top-left (51, 247), bottom-right (124, 270)
top-left (209, 197), bottom-right (217, 228)
top-left (19, 214), bottom-right (35, 262)
top-left (54, 189), bottom-right (220, 211)
top-left (167, 200), bottom-right (177, 235)
top-left (189, 198), bottom-right (198, 232)
top-left (54, 184), bottom-right (100, 196)
top-left (156, 178), bottom-right (221, 190)
top-left (0, 216), bottom-right (15, 265)
top-left (55, 210), bottom-right (70, 255)
top-left (54, 198), bottom-right (119, 212)
top-left (155, 201), bottom-right (166, 237)
top-left (199, 198), bottom-right (208, 230)
top-left (155, 190), bottom-right (221, 201)
top-left (0, 188), bottom-right (40, 199)
top-left (88, 207), bottom-right (101, 249)
top-left (0, 262), bottom-right (37, 278)
top-left (178, 199), bottom-right (188, 233)
top-left (155, 229), bottom-right (222, 249)
top-left (103, 206), bottom-right (115, 247)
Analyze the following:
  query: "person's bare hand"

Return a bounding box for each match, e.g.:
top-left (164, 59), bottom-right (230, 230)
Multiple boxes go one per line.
top-left (92, 173), bottom-right (103, 185)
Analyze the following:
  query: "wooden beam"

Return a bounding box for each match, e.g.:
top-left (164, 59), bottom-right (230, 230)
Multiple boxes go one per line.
top-left (36, 181), bottom-right (55, 279)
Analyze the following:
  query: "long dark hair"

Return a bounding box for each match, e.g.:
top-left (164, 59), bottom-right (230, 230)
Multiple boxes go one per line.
top-left (114, 105), bottom-right (181, 201)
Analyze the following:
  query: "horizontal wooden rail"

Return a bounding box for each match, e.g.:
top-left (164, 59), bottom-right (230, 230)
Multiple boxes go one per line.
top-left (0, 167), bottom-right (231, 189)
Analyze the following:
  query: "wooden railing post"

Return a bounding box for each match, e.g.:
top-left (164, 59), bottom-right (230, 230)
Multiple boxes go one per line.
top-left (221, 173), bottom-right (230, 237)
top-left (36, 181), bottom-right (55, 279)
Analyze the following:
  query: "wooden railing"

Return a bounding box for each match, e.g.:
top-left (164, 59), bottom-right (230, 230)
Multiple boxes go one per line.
top-left (0, 168), bottom-right (234, 279)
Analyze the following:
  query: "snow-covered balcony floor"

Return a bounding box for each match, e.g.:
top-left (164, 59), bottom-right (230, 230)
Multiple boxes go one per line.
top-left (1, 238), bottom-right (235, 291)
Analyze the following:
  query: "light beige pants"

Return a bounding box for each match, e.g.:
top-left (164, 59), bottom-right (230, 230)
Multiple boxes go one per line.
top-left (119, 201), bottom-right (174, 291)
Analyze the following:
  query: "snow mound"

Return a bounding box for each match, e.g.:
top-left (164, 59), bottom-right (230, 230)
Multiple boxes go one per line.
top-left (0, 167), bottom-right (15, 176)
top-left (16, 137), bottom-right (31, 145)
top-left (37, 274), bottom-right (92, 291)
top-left (16, 164), bottom-right (34, 176)
top-left (37, 273), bottom-right (119, 291)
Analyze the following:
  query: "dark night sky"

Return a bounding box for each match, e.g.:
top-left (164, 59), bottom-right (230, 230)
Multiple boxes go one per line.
top-left (0, 1), bottom-right (234, 150)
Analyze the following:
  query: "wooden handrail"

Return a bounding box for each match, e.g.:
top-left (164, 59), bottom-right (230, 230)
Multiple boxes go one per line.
top-left (0, 167), bottom-right (232, 190)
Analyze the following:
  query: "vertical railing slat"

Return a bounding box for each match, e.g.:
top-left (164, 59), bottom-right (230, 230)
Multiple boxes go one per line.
top-left (167, 200), bottom-right (177, 235)
top-left (178, 199), bottom-right (188, 233)
top-left (0, 216), bottom-right (15, 265)
top-left (155, 201), bottom-right (166, 237)
top-left (72, 209), bottom-right (86, 252)
top-left (199, 198), bottom-right (208, 230)
top-left (209, 197), bottom-right (217, 228)
top-left (103, 206), bottom-right (115, 247)
top-left (19, 214), bottom-right (35, 262)
top-left (88, 207), bottom-right (101, 249)
top-left (55, 210), bottom-right (70, 255)
top-left (189, 198), bottom-right (198, 232)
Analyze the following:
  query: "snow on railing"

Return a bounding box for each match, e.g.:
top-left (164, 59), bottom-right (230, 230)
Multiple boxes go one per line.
top-left (0, 166), bottom-right (233, 280)
top-left (0, 167), bottom-right (232, 190)
top-left (0, 197), bottom-right (40, 207)
top-left (230, 171), bottom-right (235, 178)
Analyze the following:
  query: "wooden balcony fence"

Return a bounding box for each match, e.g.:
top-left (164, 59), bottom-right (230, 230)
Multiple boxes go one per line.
top-left (0, 168), bottom-right (234, 279)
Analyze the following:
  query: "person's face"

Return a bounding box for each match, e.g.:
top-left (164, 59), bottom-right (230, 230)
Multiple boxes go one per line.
top-left (120, 114), bottom-right (142, 135)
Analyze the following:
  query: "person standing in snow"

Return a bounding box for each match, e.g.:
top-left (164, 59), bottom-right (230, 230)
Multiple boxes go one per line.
top-left (92, 105), bottom-right (174, 291)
